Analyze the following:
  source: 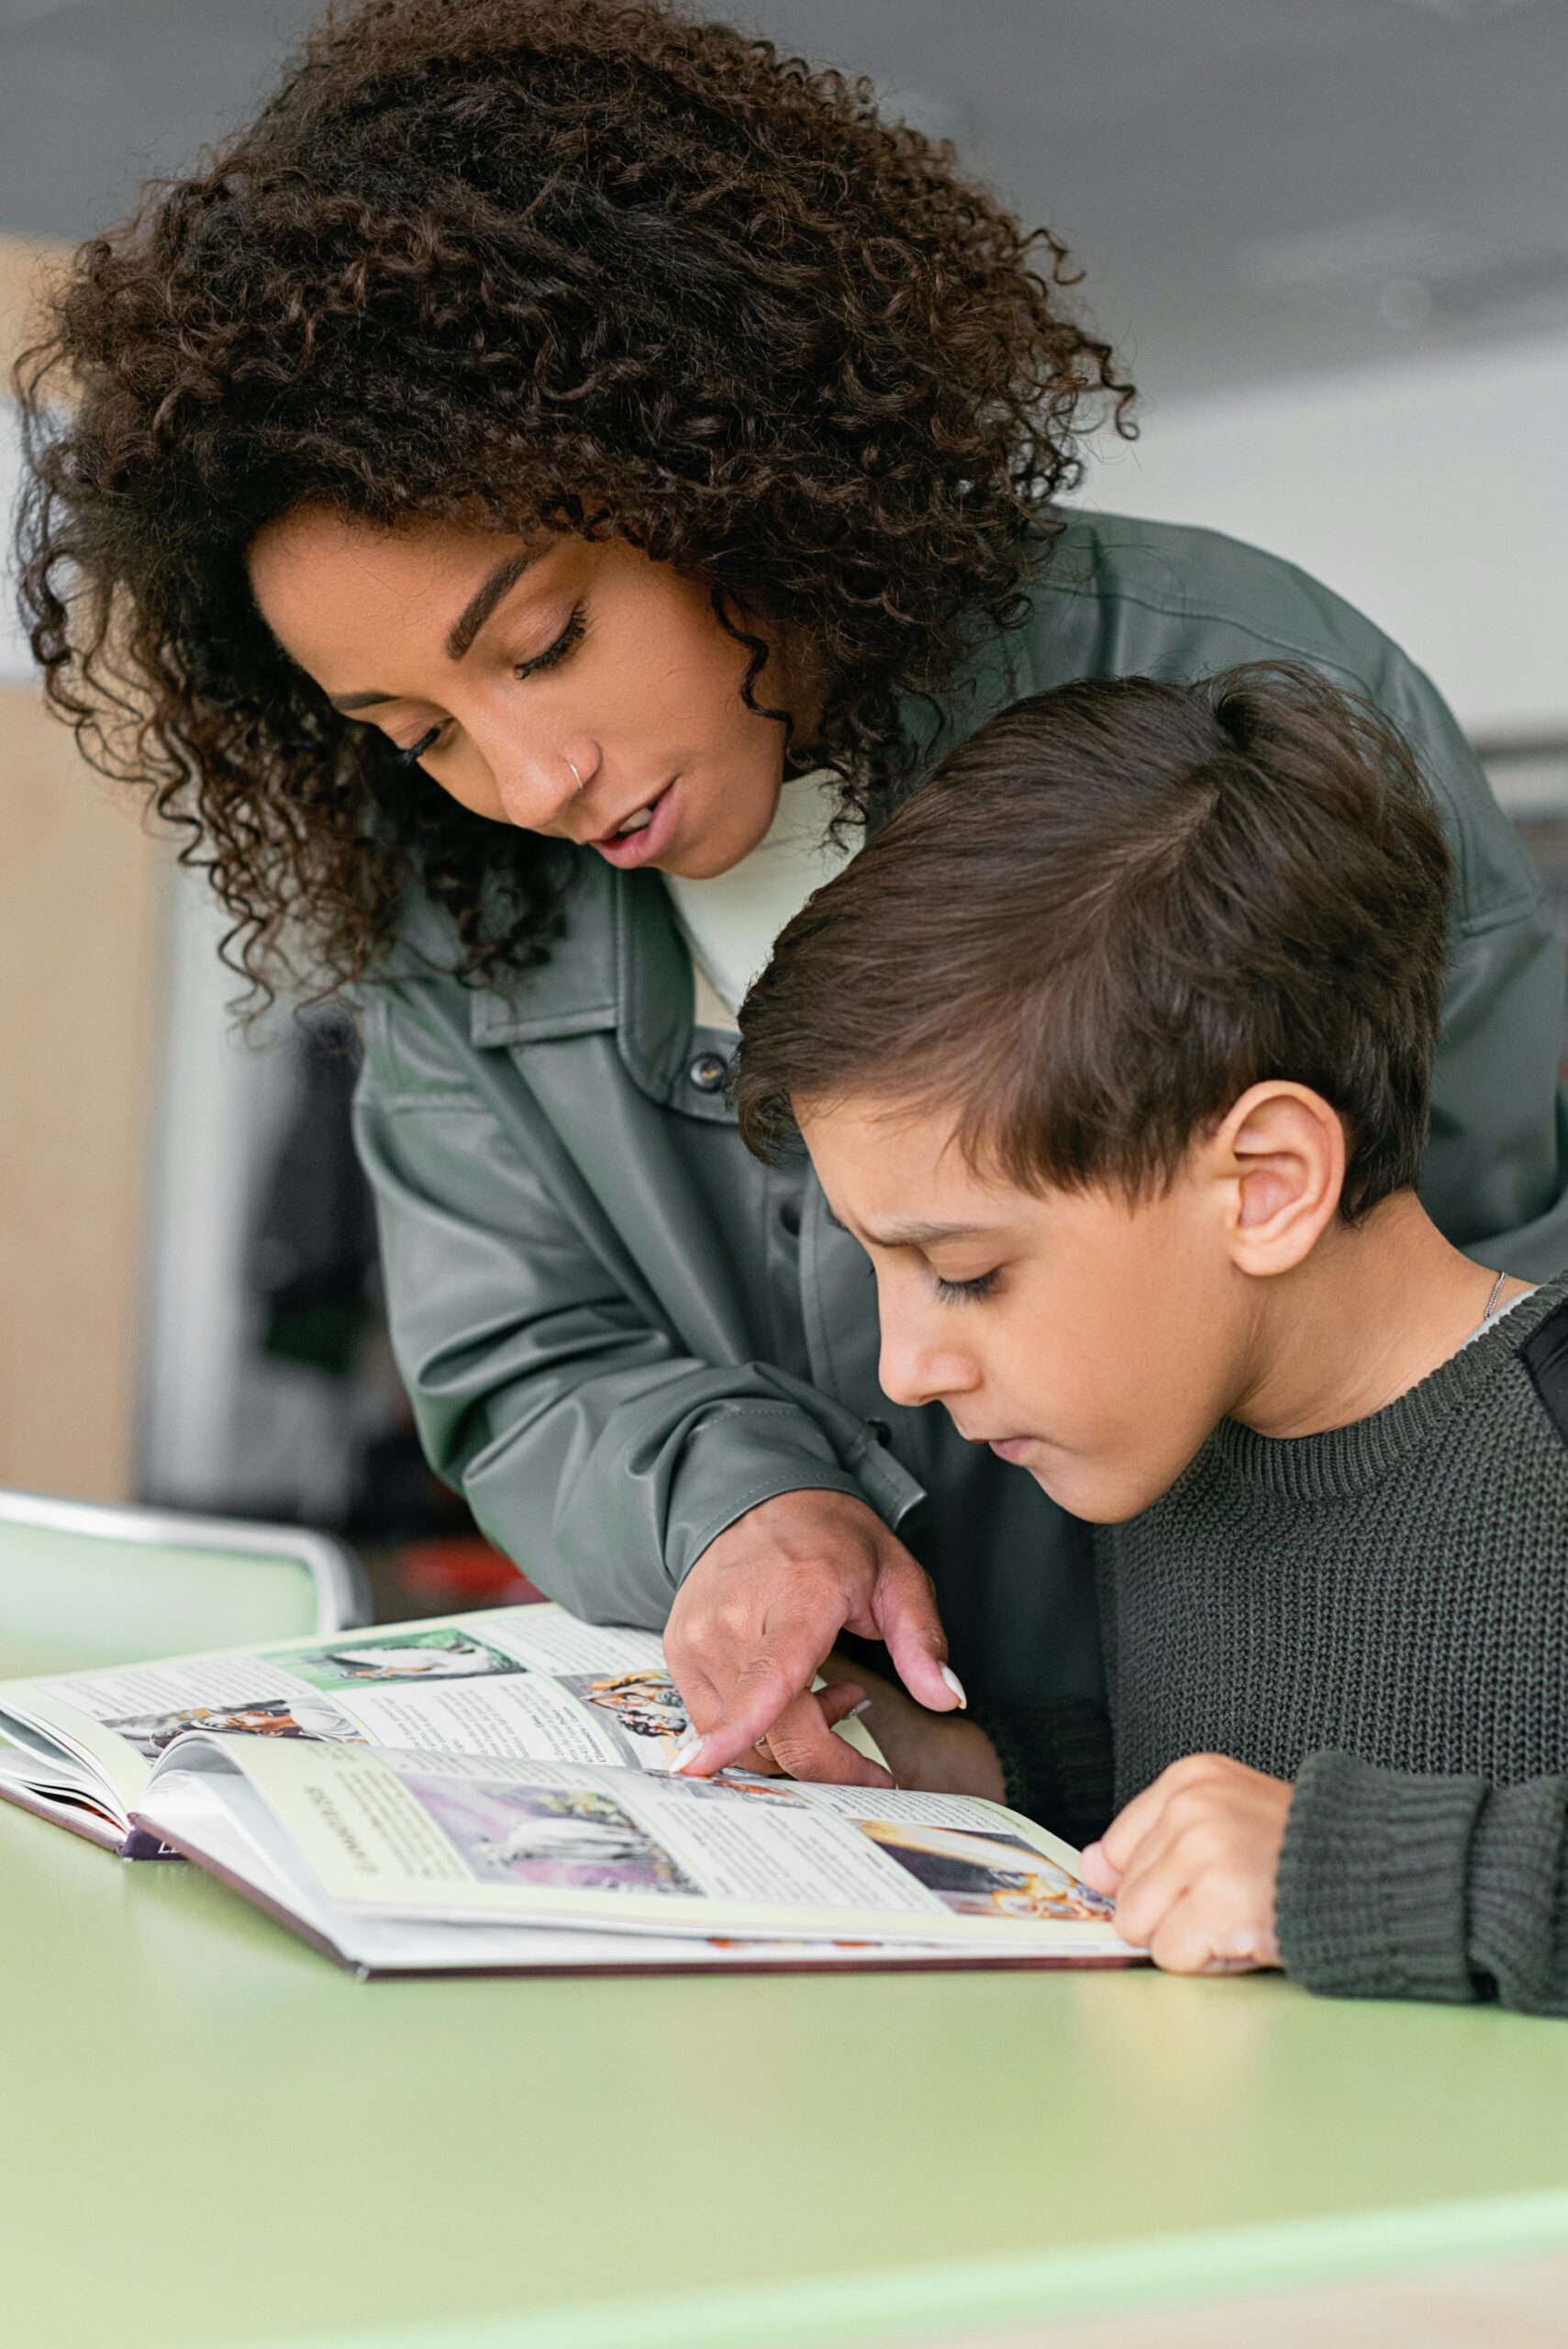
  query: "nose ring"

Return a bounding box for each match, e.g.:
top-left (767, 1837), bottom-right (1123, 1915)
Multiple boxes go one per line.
top-left (565, 753), bottom-right (584, 796)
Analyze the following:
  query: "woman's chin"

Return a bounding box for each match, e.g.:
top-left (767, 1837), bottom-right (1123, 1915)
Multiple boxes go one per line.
top-left (654, 786), bottom-right (782, 879)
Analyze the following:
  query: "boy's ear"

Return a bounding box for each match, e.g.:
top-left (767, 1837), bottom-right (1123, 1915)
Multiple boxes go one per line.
top-left (1207, 1082), bottom-right (1347, 1275)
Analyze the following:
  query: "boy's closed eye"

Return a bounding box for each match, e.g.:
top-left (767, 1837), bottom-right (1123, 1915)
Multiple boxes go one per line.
top-left (820, 1196), bottom-right (1003, 1299)
top-left (931, 1267), bottom-right (1000, 1303)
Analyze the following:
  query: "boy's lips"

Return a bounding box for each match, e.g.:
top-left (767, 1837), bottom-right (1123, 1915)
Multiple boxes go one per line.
top-left (985, 1436), bottom-right (1035, 1464)
top-left (590, 779), bottom-right (678, 869)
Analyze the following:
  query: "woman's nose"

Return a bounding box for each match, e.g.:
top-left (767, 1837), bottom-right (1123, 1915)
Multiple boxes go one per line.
top-left (493, 737), bottom-right (600, 831)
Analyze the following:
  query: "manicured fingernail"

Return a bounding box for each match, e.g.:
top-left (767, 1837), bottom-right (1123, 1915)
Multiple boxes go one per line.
top-left (849, 1699), bottom-right (873, 1720)
top-left (940, 1664), bottom-right (968, 1710)
top-left (670, 1727), bottom-right (706, 1772)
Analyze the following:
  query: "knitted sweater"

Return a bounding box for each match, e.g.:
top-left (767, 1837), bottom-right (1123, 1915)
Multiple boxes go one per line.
top-left (983, 1275), bottom-right (1568, 2012)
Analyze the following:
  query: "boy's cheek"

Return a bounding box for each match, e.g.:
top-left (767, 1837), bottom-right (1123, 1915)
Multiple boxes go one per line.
top-left (1020, 1429), bottom-right (1207, 1525)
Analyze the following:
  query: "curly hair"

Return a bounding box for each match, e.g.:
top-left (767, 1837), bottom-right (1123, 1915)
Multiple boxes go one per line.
top-left (15, 0), bottom-right (1133, 996)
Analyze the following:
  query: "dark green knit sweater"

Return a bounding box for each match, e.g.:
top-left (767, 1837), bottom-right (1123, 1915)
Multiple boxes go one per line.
top-left (983, 1274), bottom-right (1568, 2013)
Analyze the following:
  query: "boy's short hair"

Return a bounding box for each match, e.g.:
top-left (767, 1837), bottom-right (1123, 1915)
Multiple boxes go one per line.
top-left (734, 662), bottom-right (1453, 1219)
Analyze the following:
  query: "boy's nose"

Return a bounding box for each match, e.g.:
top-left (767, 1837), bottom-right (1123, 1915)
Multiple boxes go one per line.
top-left (879, 1329), bottom-right (974, 1411)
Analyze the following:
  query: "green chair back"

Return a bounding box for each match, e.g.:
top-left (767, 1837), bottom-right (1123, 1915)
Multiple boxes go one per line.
top-left (0, 1491), bottom-right (369, 1681)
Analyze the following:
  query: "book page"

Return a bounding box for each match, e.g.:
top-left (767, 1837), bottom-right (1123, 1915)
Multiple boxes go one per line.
top-left (0, 1604), bottom-right (880, 1818)
top-left (2, 1651), bottom-right (325, 1814)
top-left (151, 1734), bottom-right (1130, 1950)
top-left (142, 1744), bottom-right (1001, 1974)
top-left (269, 1615), bottom-right (688, 1773)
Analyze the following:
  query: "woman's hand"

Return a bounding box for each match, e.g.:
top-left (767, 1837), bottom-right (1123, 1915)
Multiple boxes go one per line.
top-left (664, 1488), bottom-right (960, 1785)
top-left (1078, 1755), bottom-right (1292, 1973)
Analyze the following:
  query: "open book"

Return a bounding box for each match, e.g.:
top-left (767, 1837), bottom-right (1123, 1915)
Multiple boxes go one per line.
top-left (0, 1603), bottom-right (1139, 1976)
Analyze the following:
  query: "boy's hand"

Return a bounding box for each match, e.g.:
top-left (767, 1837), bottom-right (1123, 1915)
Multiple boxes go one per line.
top-left (817, 1654), bottom-right (1007, 1800)
top-left (1079, 1755), bottom-right (1292, 1974)
top-left (664, 1488), bottom-right (960, 1784)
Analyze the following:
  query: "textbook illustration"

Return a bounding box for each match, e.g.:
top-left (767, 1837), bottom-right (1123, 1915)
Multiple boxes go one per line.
top-left (106, 1692), bottom-right (364, 1761)
top-left (281, 1627), bottom-right (522, 1687)
top-left (857, 1820), bottom-right (1116, 1922)
top-left (0, 1602), bottom-right (1139, 1978)
top-left (406, 1776), bottom-right (704, 1895)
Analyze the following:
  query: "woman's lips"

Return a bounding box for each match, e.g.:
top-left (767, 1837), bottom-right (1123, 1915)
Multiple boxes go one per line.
top-left (591, 780), bottom-right (678, 870)
top-left (987, 1437), bottom-right (1034, 1464)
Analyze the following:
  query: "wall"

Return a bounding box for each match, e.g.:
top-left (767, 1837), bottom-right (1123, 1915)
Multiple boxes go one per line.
top-left (1084, 328), bottom-right (1568, 748)
top-left (0, 235), bottom-right (164, 1499)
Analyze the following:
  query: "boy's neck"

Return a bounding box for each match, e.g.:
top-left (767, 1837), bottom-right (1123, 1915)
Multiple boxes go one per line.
top-left (1230, 1194), bottom-right (1529, 1441)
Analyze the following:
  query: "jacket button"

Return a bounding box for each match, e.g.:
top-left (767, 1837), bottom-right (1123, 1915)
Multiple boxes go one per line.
top-left (687, 1051), bottom-right (728, 1093)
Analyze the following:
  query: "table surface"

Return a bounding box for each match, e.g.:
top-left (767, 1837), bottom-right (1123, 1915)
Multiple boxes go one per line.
top-left (6, 1669), bottom-right (1568, 2349)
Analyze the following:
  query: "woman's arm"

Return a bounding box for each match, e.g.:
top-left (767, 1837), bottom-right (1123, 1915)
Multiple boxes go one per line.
top-left (353, 973), bottom-right (957, 1777)
top-left (354, 974), bottom-right (919, 1628)
top-left (1367, 640), bottom-right (1568, 1274)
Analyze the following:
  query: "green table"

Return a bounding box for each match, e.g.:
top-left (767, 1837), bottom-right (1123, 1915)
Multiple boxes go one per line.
top-left (6, 1763), bottom-right (1568, 2348)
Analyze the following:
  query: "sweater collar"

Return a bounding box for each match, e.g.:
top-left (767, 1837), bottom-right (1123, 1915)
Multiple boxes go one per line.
top-left (1206, 1274), bottom-right (1568, 1503)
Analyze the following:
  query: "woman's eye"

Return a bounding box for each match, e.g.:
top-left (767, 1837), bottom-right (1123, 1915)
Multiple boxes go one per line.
top-left (933, 1270), bottom-right (999, 1305)
top-left (516, 604), bottom-right (586, 680)
top-left (393, 722), bottom-right (447, 770)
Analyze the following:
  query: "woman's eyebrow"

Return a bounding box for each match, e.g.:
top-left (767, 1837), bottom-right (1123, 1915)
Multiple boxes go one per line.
top-left (444, 548), bottom-right (538, 659)
top-left (328, 549), bottom-right (540, 712)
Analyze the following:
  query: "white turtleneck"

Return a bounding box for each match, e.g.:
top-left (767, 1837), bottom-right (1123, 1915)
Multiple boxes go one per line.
top-left (662, 770), bottom-right (854, 1032)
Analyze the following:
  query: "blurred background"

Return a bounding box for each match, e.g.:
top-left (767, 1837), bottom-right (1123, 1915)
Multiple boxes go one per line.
top-left (2, 0), bottom-right (1565, 1611)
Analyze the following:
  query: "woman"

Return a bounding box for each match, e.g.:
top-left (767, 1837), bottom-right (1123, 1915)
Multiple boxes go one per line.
top-left (17, 0), bottom-right (1567, 1785)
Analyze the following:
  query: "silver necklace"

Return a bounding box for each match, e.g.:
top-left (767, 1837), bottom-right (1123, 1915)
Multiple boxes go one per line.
top-left (1473, 1268), bottom-right (1507, 1339)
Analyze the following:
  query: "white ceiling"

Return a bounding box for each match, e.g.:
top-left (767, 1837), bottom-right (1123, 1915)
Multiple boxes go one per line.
top-left (1, 0), bottom-right (1565, 397)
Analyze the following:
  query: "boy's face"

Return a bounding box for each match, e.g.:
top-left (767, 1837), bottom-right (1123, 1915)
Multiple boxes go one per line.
top-left (801, 1096), bottom-right (1253, 1523)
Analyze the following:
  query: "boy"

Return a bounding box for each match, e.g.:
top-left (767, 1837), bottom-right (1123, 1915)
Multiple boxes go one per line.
top-left (723, 662), bottom-right (1568, 2011)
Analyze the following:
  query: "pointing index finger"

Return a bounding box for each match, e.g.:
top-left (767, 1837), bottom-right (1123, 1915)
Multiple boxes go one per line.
top-left (673, 1636), bottom-right (828, 1776)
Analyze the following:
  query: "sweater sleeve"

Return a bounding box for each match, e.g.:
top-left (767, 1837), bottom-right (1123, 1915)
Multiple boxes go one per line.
top-left (1276, 1749), bottom-right (1568, 2014)
top-left (969, 1696), bottom-right (1117, 1852)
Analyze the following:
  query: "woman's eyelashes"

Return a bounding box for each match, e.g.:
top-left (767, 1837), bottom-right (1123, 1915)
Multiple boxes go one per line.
top-left (394, 723), bottom-right (445, 770)
top-left (516, 602), bottom-right (586, 679)
top-left (387, 606), bottom-right (588, 768)
top-left (933, 1268), bottom-right (999, 1305)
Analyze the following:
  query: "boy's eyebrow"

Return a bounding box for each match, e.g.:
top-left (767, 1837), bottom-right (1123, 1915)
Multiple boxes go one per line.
top-left (857, 1218), bottom-right (993, 1248)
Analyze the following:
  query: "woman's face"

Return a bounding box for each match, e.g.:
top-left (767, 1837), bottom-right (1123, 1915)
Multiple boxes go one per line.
top-left (250, 509), bottom-right (815, 877)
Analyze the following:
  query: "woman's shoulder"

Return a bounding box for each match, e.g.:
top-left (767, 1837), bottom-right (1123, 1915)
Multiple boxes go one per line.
top-left (933, 507), bottom-right (1468, 791)
top-left (995, 511), bottom-right (1535, 935)
top-left (1018, 508), bottom-right (1422, 698)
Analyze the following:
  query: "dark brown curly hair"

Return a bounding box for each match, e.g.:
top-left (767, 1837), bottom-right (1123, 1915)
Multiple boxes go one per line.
top-left (15, 0), bottom-right (1133, 994)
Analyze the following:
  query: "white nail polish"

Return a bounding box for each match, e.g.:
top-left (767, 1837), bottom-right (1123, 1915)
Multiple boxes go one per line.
top-left (669, 1727), bottom-right (706, 1772)
top-left (848, 1699), bottom-right (873, 1720)
top-left (940, 1664), bottom-right (968, 1710)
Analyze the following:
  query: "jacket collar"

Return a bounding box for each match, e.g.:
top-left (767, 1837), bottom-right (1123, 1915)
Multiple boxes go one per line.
top-left (465, 857), bottom-right (712, 1111)
top-left (467, 855), bottom-right (620, 1047)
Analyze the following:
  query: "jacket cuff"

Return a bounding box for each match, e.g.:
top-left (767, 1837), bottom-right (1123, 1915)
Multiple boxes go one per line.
top-left (666, 1403), bottom-right (926, 1583)
top-left (1276, 1749), bottom-right (1487, 2003)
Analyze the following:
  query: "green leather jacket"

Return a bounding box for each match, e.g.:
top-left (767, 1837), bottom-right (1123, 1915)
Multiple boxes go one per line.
top-left (353, 513), bottom-right (1568, 1707)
